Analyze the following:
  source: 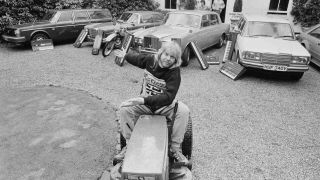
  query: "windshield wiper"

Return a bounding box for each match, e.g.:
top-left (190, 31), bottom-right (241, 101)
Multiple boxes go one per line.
top-left (275, 35), bottom-right (293, 39)
top-left (250, 34), bottom-right (273, 37)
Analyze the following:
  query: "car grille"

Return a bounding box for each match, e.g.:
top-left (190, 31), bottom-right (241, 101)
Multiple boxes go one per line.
top-left (144, 36), bottom-right (161, 50)
top-left (261, 53), bottom-right (291, 65)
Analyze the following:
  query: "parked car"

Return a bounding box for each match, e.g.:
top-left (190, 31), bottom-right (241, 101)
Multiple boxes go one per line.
top-left (132, 10), bottom-right (230, 66)
top-left (83, 11), bottom-right (165, 42)
top-left (299, 24), bottom-right (320, 67)
top-left (233, 14), bottom-right (310, 80)
top-left (1, 9), bottom-right (112, 45)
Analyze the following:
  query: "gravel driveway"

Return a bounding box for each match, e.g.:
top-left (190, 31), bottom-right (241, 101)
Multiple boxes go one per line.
top-left (1, 42), bottom-right (320, 180)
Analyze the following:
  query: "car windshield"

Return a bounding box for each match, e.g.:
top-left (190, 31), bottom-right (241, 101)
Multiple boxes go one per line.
top-left (41, 11), bottom-right (57, 22)
top-left (245, 21), bottom-right (294, 39)
top-left (165, 13), bottom-right (200, 28)
top-left (118, 13), bottom-right (139, 24)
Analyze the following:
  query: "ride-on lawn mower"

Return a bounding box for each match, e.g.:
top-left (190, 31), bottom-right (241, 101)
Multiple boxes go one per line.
top-left (112, 103), bottom-right (193, 180)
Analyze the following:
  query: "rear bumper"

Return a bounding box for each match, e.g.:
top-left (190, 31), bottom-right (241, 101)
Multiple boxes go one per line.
top-left (2, 35), bottom-right (26, 43)
top-left (240, 59), bottom-right (309, 72)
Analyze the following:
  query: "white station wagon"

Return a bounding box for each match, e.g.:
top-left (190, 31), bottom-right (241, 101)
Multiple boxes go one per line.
top-left (233, 15), bottom-right (310, 80)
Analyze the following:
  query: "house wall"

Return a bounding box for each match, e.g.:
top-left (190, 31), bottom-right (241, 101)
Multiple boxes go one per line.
top-left (224, 0), bottom-right (302, 32)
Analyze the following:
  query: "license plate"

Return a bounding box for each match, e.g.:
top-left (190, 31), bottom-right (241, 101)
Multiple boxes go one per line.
top-left (263, 64), bottom-right (287, 71)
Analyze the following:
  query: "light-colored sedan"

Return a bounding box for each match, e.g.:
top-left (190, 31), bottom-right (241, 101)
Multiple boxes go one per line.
top-left (133, 10), bottom-right (230, 66)
top-left (299, 24), bottom-right (320, 67)
top-left (234, 15), bottom-right (310, 80)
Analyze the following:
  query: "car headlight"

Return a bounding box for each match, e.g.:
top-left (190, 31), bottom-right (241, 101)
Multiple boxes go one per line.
top-left (291, 56), bottom-right (310, 64)
top-left (14, 29), bottom-right (20, 36)
top-left (244, 51), bottom-right (261, 60)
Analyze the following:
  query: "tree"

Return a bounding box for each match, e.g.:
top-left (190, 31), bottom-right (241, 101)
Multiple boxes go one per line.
top-left (291, 0), bottom-right (320, 27)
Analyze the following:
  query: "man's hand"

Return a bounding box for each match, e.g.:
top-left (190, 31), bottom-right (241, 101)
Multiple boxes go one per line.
top-left (113, 49), bottom-right (126, 58)
top-left (120, 97), bottom-right (144, 107)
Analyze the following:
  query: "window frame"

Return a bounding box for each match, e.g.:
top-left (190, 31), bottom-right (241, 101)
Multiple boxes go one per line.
top-left (74, 10), bottom-right (89, 22)
top-left (267, 0), bottom-right (289, 15)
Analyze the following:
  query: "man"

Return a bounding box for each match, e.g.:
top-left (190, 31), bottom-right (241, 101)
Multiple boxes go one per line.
top-left (114, 41), bottom-right (190, 166)
top-left (212, 0), bottom-right (225, 14)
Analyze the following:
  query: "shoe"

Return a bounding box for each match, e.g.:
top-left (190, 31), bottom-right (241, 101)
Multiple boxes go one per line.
top-left (114, 146), bottom-right (127, 163)
top-left (169, 147), bottom-right (189, 167)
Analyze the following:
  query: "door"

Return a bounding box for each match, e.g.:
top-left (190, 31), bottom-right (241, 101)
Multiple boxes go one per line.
top-left (73, 10), bottom-right (90, 39)
top-left (55, 11), bottom-right (75, 42)
top-left (308, 26), bottom-right (320, 62)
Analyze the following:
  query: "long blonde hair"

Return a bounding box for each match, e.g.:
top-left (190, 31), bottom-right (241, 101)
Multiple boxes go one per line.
top-left (155, 41), bottom-right (182, 69)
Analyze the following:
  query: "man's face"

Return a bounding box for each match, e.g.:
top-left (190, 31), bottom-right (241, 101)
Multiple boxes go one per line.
top-left (159, 51), bottom-right (176, 68)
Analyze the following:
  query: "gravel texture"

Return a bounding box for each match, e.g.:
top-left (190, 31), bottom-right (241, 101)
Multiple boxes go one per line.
top-left (1, 42), bottom-right (320, 180)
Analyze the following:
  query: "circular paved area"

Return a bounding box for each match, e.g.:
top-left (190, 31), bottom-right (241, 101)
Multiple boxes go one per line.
top-left (0, 86), bottom-right (117, 180)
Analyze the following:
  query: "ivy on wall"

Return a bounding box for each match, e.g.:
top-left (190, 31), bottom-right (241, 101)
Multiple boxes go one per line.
top-left (291, 0), bottom-right (320, 27)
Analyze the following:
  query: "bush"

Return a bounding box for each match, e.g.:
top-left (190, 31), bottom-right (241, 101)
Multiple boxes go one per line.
top-left (291, 0), bottom-right (320, 27)
top-left (184, 0), bottom-right (196, 10)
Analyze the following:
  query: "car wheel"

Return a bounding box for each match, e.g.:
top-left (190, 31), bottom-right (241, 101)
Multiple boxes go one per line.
top-left (182, 115), bottom-right (192, 170)
top-left (102, 41), bottom-right (115, 57)
top-left (216, 35), bottom-right (225, 48)
top-left (31, 33), bottom-right (49, 42)
top-left (181, 46), bottom-right (190, 67)
top-left (290, 72), bottom-right (304, 80)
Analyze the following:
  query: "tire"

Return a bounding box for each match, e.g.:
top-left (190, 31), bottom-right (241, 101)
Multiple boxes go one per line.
top-left (31, 33), bottom-right (49, 42)
top-left (290, 72), bottom-right (304, 80)
top-left (182, 116), bottom-right (192, 170)
top-left (102, 41), bottom-right (115, 57)
top-left (182, 116), bottom-right (192, 160)
top-left (181, 46), bottom-right (190, 67)
top-left (215, 34), bottom-right (225, 48)
top-left (120, 133), bottom-right (126, 149)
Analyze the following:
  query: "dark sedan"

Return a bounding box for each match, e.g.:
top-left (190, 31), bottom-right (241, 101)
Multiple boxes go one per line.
top-left (2, 9), bottom-right (112, 45)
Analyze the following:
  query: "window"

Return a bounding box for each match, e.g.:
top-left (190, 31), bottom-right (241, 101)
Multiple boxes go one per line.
top-left (269, 0), bottom-right (289, 11)
top-left (58, 11), bottom-right (73, 22)
top-left (201, 15), bottom-right (210, 27)
top-left (309, 27), bottom-right (320, 39)
top-left (165, 0), bottom-right (176, 9)
top-left (89, 10), bottom-right (112, 20)
top-left (209, 14), bottom-right (218, 25)
top-left (74, 11), bottom-right (88, 21)
top-left (142, 14), bottom-right (154, 23)
top-left (153, 14), bottom-right (164, 22)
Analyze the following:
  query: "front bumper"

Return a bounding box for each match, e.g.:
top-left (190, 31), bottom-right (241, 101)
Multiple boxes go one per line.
top-left (240, 59), bottom-right (309, 72)
top-left (2, 35), bottom-right (26, 43)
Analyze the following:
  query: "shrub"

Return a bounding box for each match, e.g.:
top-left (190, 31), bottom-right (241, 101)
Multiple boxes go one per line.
top-left (291, 0), bottom-right (320, 27)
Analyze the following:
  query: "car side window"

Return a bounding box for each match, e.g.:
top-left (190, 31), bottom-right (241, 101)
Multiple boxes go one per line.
top-left (309, 26), bottom-right (320, 39)
top-left (142, 14), bottom-right (154, 23)
top-left (74, 11), bottom-right (89, 21)
top-left (153, 14), bottom-right (164, 22)
top-left (209, 14), bottom-right (218, 26)
top-left (89, 10), bottom-right (112, 20)
top-left (201, 15), bottom-right (210, 27)
top-left (58, 11), bottom-right (73, 22)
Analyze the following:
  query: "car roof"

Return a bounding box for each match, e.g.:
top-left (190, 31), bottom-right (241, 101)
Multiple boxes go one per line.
top-left (243, 14), bottom-right (290, 23)
top-left (56, 8), bottom-right (109, 12)
top-left (125, 11), bottom-right (162, 15)
top-left (169, 10), bottom-right (218, 16)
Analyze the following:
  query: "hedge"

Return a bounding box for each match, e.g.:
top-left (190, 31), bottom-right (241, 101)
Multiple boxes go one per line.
top-left (0, 0), bottom-right (159, 36)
